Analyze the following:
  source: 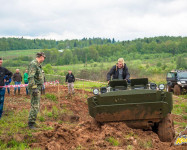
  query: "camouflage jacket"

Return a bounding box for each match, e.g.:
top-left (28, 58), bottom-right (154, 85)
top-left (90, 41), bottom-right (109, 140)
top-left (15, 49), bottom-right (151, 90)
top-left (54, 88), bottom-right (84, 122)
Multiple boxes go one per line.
top-left (28, 59), bottom-right (44, 89)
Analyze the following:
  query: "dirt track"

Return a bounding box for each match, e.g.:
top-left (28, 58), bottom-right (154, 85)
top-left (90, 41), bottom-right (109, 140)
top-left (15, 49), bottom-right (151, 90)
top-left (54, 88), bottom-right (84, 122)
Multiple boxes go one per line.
top-left (3, 85), bottom-right (187, 150)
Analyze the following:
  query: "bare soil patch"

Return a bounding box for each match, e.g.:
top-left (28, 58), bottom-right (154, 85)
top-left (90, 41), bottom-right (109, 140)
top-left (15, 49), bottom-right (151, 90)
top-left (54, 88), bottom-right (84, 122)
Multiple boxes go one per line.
top-left (3, 85), bottom-right (187, 149)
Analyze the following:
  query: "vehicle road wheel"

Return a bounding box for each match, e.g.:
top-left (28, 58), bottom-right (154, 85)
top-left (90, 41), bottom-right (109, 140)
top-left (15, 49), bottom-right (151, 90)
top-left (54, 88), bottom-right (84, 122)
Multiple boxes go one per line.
top-left (167, 85), bottom-right (172, 92)
top-left (174, 85), bottom-right (181, 95)
top-left (158, 114), bottom-right (175, 142)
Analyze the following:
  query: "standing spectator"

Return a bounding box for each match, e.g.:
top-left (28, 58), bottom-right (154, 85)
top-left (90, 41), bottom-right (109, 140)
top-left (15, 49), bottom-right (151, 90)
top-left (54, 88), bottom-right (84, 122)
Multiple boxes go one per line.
top-left (4, 75), bottom-right (11, 95)
top-left (13, 69), bottom-right (22, 95)
top-left (24, 70), bottom-right (29, 95)
top-left (28, 52), bottom-right (46, 129)
top-left (66, 70), bottom-right (75, 95)
top-left (0, 58), bottom-right (12, 119)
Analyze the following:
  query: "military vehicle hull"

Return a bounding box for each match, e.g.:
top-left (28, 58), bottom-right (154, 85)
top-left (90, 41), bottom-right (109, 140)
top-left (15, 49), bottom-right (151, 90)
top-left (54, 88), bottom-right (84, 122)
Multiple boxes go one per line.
top-left (88, 90), bottom-right (172, 123)
top-left (88, 89), bottom-right (174, 130)
top-left (88, 79), bottom-right (175, 142)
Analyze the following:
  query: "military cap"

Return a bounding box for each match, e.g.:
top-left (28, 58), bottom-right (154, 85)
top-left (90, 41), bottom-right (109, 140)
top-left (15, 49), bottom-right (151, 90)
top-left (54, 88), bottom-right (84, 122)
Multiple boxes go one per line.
top-left (36, 52), bottom-right (46, 58)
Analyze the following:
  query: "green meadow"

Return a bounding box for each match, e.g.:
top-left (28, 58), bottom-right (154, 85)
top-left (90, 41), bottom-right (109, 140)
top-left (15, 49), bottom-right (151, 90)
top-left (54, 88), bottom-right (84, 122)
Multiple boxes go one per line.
top-left (1, 49), bottom-right (186, 85)
top-left (0, 48), bottom-right (186, 149)
top-left (1, 49), bottom-right (41, 59)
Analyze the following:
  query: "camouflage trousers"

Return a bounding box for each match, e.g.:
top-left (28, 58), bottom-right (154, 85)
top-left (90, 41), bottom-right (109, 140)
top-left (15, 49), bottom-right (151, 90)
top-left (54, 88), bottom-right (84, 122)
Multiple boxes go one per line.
top-left (68, 83), bottom-right (74, 94)
top-left (28, 89), bottom-right (41, 123)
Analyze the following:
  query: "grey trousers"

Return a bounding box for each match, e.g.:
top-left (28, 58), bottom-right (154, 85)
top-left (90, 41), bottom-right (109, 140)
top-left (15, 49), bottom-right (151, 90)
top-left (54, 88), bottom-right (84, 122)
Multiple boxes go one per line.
top-left (68, 83), bottom-right (74, 94)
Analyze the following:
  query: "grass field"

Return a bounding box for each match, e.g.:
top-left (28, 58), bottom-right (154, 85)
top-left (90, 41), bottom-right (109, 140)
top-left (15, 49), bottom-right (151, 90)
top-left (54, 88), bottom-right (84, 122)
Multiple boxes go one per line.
top-left (0, 49), bottom-right (186, 149)
top-left (0, 85), bottom-right (186, 149)
top-left (52, 59), bottom-right (171, 84)
top-left (1, 49), bottom-right (41, 59)
top-left (1, 49), bottom-right (185, 85)
top-left (6, 59), bottom-right (172, 85)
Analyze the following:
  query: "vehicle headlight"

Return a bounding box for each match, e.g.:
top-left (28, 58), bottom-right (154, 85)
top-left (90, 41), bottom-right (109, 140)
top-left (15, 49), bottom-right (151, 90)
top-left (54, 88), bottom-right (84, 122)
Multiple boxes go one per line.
top-left (150, 83), bottom-right (157, 90)
top-left (93, 88), bottom-right (99, 95)
top-left (167, 81), bottom-right (172, 86)
top-left (158, 84), bottom-right (165, 90)
top-left (100, 87), bottom-right (107, 94)
top-left (181, 81), bottom-right (186, 84)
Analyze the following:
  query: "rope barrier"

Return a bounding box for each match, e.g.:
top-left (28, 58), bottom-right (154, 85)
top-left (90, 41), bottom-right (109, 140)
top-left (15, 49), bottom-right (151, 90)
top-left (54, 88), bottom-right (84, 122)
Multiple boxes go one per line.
top-left (45, 74), bottom-right (107, 84)
top-left (0, 74), bottom-right (107, 88)
top-left (0, 80), bottom-right (59, 88)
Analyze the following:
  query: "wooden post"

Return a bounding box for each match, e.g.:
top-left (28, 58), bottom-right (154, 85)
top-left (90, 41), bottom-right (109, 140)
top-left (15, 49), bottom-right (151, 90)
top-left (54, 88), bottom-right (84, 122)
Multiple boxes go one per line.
top-left (58, 82), bottom-right (60, 101)
top-left (82, 80), bottom-right (85, 95)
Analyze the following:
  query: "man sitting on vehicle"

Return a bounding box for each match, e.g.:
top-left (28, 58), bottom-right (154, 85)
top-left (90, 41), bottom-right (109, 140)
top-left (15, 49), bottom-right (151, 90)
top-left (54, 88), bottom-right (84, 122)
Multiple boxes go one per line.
top-left (107, 58), bottom-right (130, 83)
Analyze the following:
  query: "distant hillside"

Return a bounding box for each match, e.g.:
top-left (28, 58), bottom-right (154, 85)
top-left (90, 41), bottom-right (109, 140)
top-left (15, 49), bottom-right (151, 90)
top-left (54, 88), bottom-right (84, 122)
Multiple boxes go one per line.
top-left (1, 49), bottom-right (40, 59)
top-left (0, 37), bottom-right (114, 51)
top-left (1, 36), bottom-right (187, 53)
top-left (1, 36), bottom-right (187, 67)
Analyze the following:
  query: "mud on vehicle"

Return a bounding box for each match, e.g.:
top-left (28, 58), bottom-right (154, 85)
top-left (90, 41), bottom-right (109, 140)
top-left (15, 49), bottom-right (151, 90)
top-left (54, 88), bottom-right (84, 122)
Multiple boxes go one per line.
top-left (87, 78), bottom-right (175, 142)
top-left (166, 70), bottom-right (187, 95)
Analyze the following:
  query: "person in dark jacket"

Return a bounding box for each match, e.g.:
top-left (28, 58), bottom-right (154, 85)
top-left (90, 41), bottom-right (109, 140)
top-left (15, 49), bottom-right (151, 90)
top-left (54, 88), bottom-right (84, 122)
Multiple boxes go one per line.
top-left (65, 70), bottom-right (75, 94)
top-left (0, 57), bottom-right (12, 119)
top-left (4, 75), bottom-right (11, 94)
top-left (107, 58), bottom-right (130, 82)
top-left (13, 69), bottom-right (22, 95)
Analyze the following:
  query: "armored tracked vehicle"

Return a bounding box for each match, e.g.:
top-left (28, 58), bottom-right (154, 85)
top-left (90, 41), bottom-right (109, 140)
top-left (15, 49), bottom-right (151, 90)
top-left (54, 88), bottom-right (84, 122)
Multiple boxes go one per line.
top-left (87, 78), bottom-right (175, 142)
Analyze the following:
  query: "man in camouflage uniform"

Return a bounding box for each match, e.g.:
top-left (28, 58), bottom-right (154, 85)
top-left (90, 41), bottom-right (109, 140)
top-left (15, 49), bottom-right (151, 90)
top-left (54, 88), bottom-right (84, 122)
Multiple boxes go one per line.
top-left (28, 52), bottom-right (46, 129)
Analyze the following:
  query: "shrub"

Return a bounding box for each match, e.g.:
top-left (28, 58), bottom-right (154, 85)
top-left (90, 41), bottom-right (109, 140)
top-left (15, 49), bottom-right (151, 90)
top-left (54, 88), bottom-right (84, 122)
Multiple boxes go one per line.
top-left (47, 112), bottom-right (53, 117)
top-left (3, 60), bottom-right (29, 67)
top-left (176, 56), bottom-right (187, 69)
top-left (156, 62), bottom-right (162, 67)
top-left (45, 93), bottom-right (57, 102)
top-left (39, 116), bottom-right (45, 122)
top-left (93, 63), bottom-right (97, 67)
top-left (106, 137), bottom-right (119, 146)
top-left (43, 64), bottom-right (54, 74)
top-left (13, 56), bottom-right (33, 61)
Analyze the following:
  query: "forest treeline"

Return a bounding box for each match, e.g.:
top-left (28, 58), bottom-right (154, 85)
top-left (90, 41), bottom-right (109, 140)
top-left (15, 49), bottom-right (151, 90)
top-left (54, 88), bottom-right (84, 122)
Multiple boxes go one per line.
top-left (0, 36), bottom-right (187, 54)
top-left (1, 36), bottom-right (187, 67)
top-left (42, 36), bottom-right (187, 65)
top-left (0, 37), bottom-right (115, 50)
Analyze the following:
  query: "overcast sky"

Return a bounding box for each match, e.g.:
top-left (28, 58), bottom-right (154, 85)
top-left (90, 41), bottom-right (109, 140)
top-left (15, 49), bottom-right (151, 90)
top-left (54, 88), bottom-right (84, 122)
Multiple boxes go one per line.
top-left (0, 0), bottom-right (187, 41)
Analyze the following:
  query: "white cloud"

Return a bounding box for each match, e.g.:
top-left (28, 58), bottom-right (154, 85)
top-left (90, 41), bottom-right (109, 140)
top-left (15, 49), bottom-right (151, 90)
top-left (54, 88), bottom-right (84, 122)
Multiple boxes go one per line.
top-left (0, 0), bottom-right (187, 41)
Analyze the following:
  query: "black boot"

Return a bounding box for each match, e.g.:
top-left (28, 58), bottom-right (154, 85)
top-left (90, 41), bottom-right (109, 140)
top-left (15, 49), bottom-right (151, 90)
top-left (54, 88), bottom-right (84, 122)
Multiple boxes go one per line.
top-left (18, 89), bottom-right (21, 95)
top-left (28, 122), bottom-right (36, 129)
top-left (14, 89), bottom-right (16, 95)
top-left (7, 88), bottom-right (10, 95)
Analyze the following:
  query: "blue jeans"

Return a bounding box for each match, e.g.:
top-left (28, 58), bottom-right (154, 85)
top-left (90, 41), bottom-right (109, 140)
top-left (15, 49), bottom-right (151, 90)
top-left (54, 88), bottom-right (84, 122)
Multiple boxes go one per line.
top-left (14, 81), bottom-right (21, 91)
top-left (5, 82), bottom-right (10, 94)
top-left (24, 81), bottom-right (28, 95)
top-left (0, 88), bottom-right (5, 118)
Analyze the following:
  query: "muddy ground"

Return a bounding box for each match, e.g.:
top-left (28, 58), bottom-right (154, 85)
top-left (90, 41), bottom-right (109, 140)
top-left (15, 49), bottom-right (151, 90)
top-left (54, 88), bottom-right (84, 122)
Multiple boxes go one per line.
top-left (3, 85), bottom-right (187, 150)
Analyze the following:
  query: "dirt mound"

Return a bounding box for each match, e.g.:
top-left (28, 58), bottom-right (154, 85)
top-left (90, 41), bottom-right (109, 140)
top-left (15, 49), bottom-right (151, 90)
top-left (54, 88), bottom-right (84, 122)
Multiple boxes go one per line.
top-left (30, 120), bottom-right (186, 150)
top-left (172, 114), bottom-right (187, 123)
top-left (3, 85), bottom-right (187, 150)
top-left (181, 128), bottom-right (187, 135)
